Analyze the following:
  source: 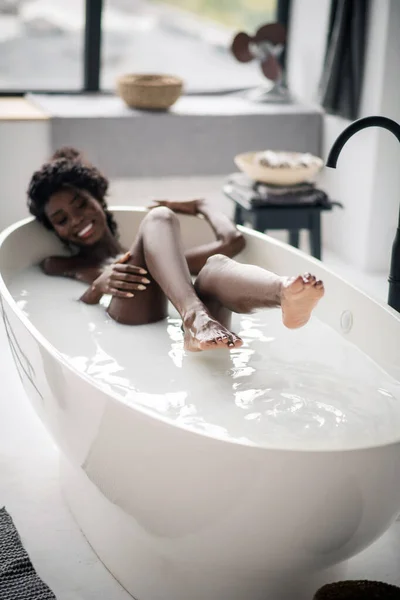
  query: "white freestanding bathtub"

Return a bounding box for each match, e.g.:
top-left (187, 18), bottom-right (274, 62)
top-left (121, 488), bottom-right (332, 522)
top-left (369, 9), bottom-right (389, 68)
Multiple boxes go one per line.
top-left (1, 207), bottom-right (400, 600)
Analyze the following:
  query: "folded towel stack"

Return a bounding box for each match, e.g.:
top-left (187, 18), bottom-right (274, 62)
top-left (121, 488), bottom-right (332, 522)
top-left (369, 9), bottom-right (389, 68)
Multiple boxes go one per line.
top-left (226, 173), bottom-right (330, 207)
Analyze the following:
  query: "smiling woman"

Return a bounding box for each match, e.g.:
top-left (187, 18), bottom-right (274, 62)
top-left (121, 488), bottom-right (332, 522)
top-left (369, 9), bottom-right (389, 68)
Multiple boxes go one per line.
top-left (26, 146), bottom-right (324, 351)
top-left (27, 147), bottom-right (118, 244)
top-left (45, 189), bottom-right (108, 244)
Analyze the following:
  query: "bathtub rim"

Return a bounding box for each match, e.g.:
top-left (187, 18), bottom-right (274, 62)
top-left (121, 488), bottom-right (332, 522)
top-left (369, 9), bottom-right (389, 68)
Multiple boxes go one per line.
top-left (1, 206), bottom-right (400, 455)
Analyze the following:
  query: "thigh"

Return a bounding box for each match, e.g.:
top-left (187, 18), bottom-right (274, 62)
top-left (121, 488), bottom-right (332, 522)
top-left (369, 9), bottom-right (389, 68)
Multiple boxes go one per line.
top-left (107, 234), bottom-right (168, 326)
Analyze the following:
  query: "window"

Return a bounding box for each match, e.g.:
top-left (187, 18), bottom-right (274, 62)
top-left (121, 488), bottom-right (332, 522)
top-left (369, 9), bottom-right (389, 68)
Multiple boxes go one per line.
top-left (159, 0), bottom-right (278, 30)
top-left (0, 0), bottom-right (283, 94)
top-left (0, 0), bottom-right (85, 90)
top-left (101, 0), bottom-right (278, 92)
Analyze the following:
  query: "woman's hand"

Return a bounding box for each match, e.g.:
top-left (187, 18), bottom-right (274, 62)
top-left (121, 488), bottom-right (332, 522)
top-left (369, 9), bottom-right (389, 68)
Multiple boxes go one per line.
top-left (93, 252), bottom-right (150, 299)
top-left (149, 198), bottom-right (205, 215)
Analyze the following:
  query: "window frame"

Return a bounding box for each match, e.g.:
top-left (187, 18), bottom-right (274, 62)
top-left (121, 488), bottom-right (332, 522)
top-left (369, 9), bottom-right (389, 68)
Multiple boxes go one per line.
top-left (0, 0), bottom-right (291, 96)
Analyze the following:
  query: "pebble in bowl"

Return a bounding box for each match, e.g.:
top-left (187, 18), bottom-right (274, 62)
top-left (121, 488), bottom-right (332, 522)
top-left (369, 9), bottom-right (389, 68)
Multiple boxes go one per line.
top-left (116, 74), bottom-right (183, 111)
top-left (234, 150), bottom-right (324, 185)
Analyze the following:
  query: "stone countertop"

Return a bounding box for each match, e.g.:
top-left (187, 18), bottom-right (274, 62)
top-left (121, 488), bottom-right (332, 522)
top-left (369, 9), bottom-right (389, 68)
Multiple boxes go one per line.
top-left (28, 93), bottom-right (323, 118)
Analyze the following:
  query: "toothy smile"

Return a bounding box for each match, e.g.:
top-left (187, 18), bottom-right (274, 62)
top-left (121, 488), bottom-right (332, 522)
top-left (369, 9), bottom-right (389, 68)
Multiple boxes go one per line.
top-left (78, 223), bottom-right (94, 238)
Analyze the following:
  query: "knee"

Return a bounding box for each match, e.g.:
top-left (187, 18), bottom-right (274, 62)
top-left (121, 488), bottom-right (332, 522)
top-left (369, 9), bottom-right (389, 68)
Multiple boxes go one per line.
top-left (145, 206), bottom-right (176, 225)
top-left (205, 253), bottom-right (230, 270)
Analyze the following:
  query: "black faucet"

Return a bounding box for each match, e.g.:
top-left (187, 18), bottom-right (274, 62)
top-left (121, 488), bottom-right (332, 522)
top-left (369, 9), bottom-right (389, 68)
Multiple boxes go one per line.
top-left (326, 116), bottom-right (400, 313)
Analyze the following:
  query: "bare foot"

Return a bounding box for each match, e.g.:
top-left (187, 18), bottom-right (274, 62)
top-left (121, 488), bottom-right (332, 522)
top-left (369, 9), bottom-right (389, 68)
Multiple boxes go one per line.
top-left (281, 273), bottom-right (324, 329)
top-left (183, 309), bottom-right (242, 352)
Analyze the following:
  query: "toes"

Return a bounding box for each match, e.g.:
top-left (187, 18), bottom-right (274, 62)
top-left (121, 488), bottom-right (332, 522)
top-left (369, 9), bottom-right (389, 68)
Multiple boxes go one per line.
top-left (289, 275), bottom-right (305, 291)
top-left (202, 334), bottom-right (231, 348)
top-left (215, 333), bottom-right (231, 344)
top-left (303, 273), bottom-right (316, 284)
top-left (315, 280), bottom-right (324, 288)
top-left (218, 332), bottom-right (242, 348)
top-left (230, 334), bottom-right (243, 348)
top-left (187, 319), bottom-right (243, 351)
top-left (225, 336), bottom-right (235, 347)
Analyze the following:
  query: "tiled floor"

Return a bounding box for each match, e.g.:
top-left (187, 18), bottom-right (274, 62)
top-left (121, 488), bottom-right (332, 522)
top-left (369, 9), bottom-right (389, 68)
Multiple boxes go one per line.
top-left (0, 178), bottom-right (397, 599)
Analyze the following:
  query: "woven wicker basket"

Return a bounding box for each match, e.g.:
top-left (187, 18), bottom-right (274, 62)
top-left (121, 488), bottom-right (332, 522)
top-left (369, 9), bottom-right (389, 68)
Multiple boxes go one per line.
top-left (314, 580), bottom-right (400, 599)
top-left (116, 74), bottom-right (183, 110)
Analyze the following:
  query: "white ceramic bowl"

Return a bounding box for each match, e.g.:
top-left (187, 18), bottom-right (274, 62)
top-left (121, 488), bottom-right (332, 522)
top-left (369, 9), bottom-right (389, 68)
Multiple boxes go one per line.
top-left (234, 151), bottom-right (324, 185)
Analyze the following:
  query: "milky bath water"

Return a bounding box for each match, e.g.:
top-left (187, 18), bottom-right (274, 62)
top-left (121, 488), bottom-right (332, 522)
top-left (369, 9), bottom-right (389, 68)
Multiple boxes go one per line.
top-left (10, 266), bottom-right (400, 451)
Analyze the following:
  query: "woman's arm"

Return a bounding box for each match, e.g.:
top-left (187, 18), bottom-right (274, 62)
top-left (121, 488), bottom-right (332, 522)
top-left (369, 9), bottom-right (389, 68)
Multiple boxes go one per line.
top-left (41, 253), bottom-right (149, 305)
top-left (150, 199), bottom-right (245, 275)
top-left (41, 256), bottom-right (105, 304)
top-left (41, 256), bottom-right (102, 283)
top-left (186, 200), bottom-right (245, 274)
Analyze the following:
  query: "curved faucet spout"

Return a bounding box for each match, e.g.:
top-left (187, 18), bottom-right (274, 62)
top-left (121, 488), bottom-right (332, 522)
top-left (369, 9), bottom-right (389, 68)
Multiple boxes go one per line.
top-left (326, 116), bottom-right (400, 168)
top-left (326, 115), bottom-right (400, 313)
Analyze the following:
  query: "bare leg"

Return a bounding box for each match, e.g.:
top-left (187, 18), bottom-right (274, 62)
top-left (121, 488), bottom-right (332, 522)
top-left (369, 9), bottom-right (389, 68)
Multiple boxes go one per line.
top-left (107, 232), bottom-right (168, 326)
top-left (195, 254), bottom-right (324, 329)
top-left (108, 208), bottom-right (242, 351)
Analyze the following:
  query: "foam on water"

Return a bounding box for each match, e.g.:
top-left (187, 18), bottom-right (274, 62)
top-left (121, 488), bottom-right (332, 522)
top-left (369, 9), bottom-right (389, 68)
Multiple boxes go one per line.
top-left (9, 267), bottom-right (400, 450)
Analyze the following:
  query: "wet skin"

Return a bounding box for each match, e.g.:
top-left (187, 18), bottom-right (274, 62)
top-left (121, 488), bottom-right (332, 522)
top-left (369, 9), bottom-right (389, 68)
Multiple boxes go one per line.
top-left (42, 189), bottom-right (324, 352)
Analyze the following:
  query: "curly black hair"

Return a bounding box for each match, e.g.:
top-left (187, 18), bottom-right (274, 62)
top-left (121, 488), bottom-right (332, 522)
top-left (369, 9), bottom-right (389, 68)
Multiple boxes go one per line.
top-left (27, 147), bottom-right (118, 238)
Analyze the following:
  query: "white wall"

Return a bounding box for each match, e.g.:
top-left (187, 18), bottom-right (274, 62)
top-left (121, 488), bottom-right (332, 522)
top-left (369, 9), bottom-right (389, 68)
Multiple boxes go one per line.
top-left (366, 0), bottom-right (400, 271)
top-left (0, 121), bottom-right (50, 231)
top-left (287, 0), bottom-right (399, 274)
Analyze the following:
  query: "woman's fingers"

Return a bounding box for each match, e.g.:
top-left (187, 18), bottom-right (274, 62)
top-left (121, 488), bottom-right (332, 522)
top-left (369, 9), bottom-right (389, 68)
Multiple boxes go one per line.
top-left (112, 272), bottom-right (150, 284)
top-left (113, 255), bottom-right (148, 275)
top-left (116, 251), bottom-right (131, 264)
top-left (111, 280), bottom-right (148, 292)
top-left (114, 263), bottom-right (147, 275)
top-left (108, 288), bottom-right (135, 299)
top-left (111, 271), bottom-right (150, 291)
top-left (109, 271), bottom-right (149, 291)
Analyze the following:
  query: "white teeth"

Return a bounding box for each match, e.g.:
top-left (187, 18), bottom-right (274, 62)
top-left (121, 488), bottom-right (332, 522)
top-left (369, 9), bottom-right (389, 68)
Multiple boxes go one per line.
top-left (78, 223), bottom-right (93, 237)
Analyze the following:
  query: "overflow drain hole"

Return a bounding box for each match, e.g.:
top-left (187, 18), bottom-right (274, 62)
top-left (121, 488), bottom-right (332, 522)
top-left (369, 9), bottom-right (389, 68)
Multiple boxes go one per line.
top-left (340, 310), bottom-right (353, 333)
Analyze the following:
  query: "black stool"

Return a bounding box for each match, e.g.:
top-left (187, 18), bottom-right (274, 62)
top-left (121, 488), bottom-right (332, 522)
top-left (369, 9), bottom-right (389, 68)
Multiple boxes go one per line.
top-left (223, 175), bottom-right (342, 260)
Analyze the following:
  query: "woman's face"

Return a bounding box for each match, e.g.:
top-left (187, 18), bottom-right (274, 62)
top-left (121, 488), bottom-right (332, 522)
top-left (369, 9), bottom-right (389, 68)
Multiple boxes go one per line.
top-left (45, 187), bottom-right (108, 246)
